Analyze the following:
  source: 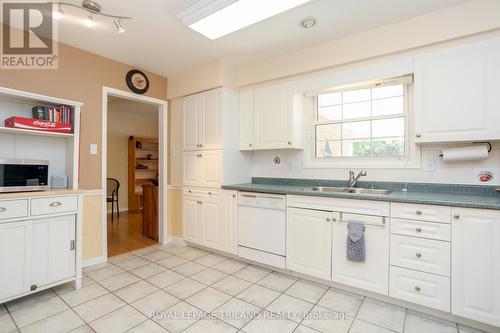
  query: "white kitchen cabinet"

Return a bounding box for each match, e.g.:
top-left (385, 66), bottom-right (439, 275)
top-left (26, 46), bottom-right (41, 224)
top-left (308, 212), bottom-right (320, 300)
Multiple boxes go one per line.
top-left (182, 151), bottom-right (222, 188)
top-left (200, 196), bottom-right (221, 249)
top-left (286, 208), bottom-right (333, 280)
top-left (451, 207), bottom-right (500, 327)
top-left (240, 83), bottom-right (303, 150)
top-left (414, 37), bottom-right (500, 143)
top-left (183, 89), bottom-right (223, 150)
top-left (182, 195), bottom-right (201, 243)
top-left (31, 216), bottom-right (76, 288)
top-left (0, 221), bottom-right (31, 300)
top-left (239, 90), bottom-right (254, 151)
top-left (332, 214), bottom-right (389, 295)
top-left (220, 190), bottom-right (238, 255)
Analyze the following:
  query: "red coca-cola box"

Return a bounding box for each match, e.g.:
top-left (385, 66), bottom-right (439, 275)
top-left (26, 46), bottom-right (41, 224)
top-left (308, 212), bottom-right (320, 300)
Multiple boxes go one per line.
top-left (5, 117), bottom-right (72, 134)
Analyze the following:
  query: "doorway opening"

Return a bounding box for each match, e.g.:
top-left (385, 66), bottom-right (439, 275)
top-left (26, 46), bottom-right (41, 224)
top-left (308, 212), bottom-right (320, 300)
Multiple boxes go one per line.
top-left (101, 87), bottom-right (168, 260)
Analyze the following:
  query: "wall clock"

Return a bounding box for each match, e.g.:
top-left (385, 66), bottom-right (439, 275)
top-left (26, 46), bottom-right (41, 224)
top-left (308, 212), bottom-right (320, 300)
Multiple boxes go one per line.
top-left (126, 69), bottom-right (149, 94)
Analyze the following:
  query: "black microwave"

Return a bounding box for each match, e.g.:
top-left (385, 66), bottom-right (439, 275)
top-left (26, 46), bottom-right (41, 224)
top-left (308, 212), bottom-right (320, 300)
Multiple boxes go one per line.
top-left (0, 159), bottom-right (49, 192)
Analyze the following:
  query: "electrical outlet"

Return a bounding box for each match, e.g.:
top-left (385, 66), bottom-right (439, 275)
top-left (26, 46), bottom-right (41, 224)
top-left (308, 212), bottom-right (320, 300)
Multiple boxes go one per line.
top-left (425, 157), bottom-right (437, 172)
top-left (90, 144), bottom-right (98, 155)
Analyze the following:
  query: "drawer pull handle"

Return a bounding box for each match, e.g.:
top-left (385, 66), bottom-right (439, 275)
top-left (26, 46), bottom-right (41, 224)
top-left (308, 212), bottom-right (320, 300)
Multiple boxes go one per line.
top-left (208, 192), bottom-right (212, 195)
top-left (416, 252), bottom-right (422, 258)
top-left (453, 214), bottom-right (460, 219)
top-left (197, 200), bottom-right (202, 204)
top-left (30, 285), bottom-right (38, 291)
top-left (188, 190), bottom-right (192, 193)
top-left (326, 218), bottom-right (331, 222)
top-left (197, 154), bottom-right (203, 158)
top-left (414, 286), bottom-right (421, 292)
top-left (415, 227), bottom-right (422, 232)
top-left (0, 207), bottom-right (6, 213)
top-left (232, 194), bottom-right (236, 198)
top-left (416, 210), bottom-right (422, 215)
top-left (50, 201), bottom-right (62, 207)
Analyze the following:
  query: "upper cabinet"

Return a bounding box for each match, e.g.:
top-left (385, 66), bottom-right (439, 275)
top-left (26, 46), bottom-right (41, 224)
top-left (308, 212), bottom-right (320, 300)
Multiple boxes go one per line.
top-left (183, 89), bottom-right (223, 151)
top-left (414, 37), bottom-right (500, 143)
top-left (240, 83), bottom-right (303, 150)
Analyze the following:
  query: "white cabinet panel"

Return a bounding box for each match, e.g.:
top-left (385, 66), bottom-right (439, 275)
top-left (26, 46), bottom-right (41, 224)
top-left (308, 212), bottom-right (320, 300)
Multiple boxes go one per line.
top-left (182, 152), bottom-right (200, 187)
top-left (390, 266), bottom-right (450, 312)
top-left (31, 196), bottom-right (78, 216)
top-left (332, 214), bottom-right (389, 295)
top-left (0, 221), bottom-right (30, 300)
top-left (200, 198), bottom-right (221, 249)
top-left (390, 218), bottom-right (451, 241)
top-left (414, 37), bottom-right (500, 143)
top-left (286, 208), bottom-right (333, 280)
top-left (200, 150), bottom-right (222, 188)
top-left (183, 95), bottom-right (199, 151)
top-left (239, 90), bottom-right (254, 151)
top-left (31, 215), bottom-right (76, 287)
top-left (182, 196), bottom-right (200, 243)
top-left (452, 207), bottom-right (500, 327)
top-left (390, 235), bottom-right (450, 276)
top-left (201, 89), bottom-right (223, 149)
top-left (391, 203), bottom-right (450, 223)
top-left (221, 190), bottom-right (238, 255)
top-left (0, 200), bottom-right (28, 220)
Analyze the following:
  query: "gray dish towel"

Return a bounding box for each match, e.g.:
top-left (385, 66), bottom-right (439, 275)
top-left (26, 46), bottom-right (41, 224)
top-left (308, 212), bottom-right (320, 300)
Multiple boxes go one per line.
top-left (346, 221), bottom-right (365, 262)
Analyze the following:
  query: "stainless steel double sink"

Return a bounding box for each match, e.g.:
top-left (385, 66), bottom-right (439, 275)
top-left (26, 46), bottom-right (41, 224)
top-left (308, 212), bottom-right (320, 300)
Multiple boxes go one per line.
top-left (306, 186), bottom-right (392, 195)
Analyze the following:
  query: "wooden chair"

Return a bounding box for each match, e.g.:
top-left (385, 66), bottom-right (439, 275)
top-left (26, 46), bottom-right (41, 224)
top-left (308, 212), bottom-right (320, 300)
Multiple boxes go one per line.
top-left (106, 178), bottom-right (120, 222)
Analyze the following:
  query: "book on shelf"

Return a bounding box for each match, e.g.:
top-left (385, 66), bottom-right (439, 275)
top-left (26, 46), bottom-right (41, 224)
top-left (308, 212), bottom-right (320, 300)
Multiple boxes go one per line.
top-left (32, 105), bottom-right (72, 124)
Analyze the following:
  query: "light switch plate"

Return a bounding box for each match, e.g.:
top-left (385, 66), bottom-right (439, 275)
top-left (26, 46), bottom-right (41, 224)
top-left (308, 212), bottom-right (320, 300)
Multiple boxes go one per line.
top-left (90, 144), bottom-right (98, 155)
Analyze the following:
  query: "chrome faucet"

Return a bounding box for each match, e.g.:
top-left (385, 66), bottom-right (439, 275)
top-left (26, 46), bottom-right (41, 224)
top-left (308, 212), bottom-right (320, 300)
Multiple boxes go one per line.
top-left (348, 170), bottom-right (367, 188)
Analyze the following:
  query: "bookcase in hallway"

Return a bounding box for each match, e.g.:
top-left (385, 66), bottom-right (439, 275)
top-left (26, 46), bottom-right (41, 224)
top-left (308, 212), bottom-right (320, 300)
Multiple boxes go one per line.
top-left (128, 136), bottom-right (158, 212)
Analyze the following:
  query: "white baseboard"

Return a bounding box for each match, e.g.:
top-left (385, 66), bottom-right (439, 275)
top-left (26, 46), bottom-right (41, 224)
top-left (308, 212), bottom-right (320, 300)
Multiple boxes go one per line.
top-left (165, 237), bottom-right (186, 246)
top-left (82, 255), bottom-right (107, 268)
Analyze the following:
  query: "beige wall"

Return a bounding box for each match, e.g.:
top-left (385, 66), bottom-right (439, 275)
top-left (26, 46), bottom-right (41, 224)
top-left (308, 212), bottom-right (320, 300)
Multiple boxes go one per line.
top-left (107, 100), bottom-right (159, 211)
top-left (168, 187), bottom-right (183, 238)
top-left (0, 24), bottom-right (168, 190)
top-left (82, 192), bottom-right (102, 260)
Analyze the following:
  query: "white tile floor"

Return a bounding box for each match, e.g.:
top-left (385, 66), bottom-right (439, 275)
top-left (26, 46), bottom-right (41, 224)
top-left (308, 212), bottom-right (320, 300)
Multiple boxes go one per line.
top-left (0, 244), bottom-right (490, 333)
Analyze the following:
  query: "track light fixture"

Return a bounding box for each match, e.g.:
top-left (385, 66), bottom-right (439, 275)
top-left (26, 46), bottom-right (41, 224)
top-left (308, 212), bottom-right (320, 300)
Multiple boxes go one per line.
top-left (49, 0), bottom-right (131, 32)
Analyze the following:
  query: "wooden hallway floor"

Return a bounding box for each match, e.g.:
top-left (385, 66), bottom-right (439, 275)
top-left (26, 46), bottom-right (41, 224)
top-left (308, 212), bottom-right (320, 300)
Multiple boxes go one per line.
top-left (107, 211), bottom-right (157, 257)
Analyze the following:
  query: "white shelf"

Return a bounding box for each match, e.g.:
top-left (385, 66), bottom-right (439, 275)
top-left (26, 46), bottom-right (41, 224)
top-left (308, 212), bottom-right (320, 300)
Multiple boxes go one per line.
top-left (0, 126), bottom-right (74, 138)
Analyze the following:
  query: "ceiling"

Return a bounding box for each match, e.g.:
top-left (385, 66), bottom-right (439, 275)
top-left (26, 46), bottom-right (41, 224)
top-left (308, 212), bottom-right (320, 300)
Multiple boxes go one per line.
top-left (20, 0), bottom-right (472, 77)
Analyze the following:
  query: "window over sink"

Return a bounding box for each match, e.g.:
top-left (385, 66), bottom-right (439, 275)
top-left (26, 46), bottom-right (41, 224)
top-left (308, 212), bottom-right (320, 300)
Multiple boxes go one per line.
top-left (304, 75), bottom-right (421, 168)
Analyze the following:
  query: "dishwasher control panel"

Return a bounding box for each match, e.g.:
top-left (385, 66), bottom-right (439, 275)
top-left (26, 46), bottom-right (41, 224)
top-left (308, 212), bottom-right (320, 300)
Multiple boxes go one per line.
top-left (238, 192), bottom-right (286, 210)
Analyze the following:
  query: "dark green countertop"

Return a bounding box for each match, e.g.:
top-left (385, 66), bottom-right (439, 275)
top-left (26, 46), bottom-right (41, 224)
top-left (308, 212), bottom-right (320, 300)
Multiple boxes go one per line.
top-left (222, 178), bottom-right (500, 210)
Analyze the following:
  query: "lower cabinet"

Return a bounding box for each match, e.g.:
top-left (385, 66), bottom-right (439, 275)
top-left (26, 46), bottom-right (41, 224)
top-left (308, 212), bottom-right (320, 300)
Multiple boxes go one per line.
top-left (286, 208), bottom-right (333, 280)
top-left (0, 215), bottom-right (76, 301)
top-left (0, 221), bottom-right (30, 300)
top-left (182, 189), bottom-right (237, 254)
top-left (451, 207), bottom-right (500, 327)
top-left (332, 214), bottom-right (389, 295)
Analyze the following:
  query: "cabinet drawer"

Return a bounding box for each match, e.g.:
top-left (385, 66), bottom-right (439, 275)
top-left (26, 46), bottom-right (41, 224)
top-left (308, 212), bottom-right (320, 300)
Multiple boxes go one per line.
top-left (390, 235), bottom-right (450, 276)
top-left (391, 218), bottom-right (450, 241)
top-left (31, 196), bottom-right (78, 216)
top-left (183, 188), bottom-right (220, 198)
top-left (0, 200), bottom-right (28, 221)
top-left (390, 266), bottom-right (450, 312)
top-left (391, 203), bottom-right (450, 223)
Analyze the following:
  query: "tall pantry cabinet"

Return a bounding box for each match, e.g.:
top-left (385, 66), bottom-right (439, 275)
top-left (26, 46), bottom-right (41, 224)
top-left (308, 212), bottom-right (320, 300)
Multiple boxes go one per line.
top-left (182, 88), bottom-right (251, 255)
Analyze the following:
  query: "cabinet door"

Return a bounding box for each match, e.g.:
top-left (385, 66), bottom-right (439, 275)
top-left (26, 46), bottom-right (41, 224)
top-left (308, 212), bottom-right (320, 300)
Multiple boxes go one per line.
top-left (0, 221), bottom-right (30, 300)
top-left (182, 196), bottom-right (201, 243)
top-left (414, 38), bottom-right (500, 143)
top-left (31, 215), bottom-right (76, 287)
top-left (239, 90), bottom-right (254, 151)
top-left (332, 215), bottom-right (389, 295)
top-left (183, 95), bottom-right (199, 150)
top-left (221, 190), bottom-right (238, 254)
top-left (253, 84), bottom-right (292, 149)
top-left (286, 208), bottom-right (332, 280)
top-left (182, 152), bottom-right (200, 186)
top-left (199, 150), bottom-right (222, 188)
top-left (452, 207), bottom-right (500, 327)
top-left (200, 198), bottom-right (221, 250)
top-left (201, 89), bottom-right (223, 149)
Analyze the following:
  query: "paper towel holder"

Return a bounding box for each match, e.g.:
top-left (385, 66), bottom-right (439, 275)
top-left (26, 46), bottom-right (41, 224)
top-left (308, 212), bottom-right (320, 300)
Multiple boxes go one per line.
top-left (439, 141), bottom-right (492, 157)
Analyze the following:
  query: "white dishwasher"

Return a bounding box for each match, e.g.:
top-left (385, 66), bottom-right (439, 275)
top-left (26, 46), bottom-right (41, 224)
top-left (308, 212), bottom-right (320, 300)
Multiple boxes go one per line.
top-left (238, 192), bottom-right (286, 268)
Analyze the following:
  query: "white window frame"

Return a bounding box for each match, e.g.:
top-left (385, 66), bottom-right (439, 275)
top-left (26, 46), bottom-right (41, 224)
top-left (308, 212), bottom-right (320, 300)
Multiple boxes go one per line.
top-left (303, 78), bottom-right (421, 169)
